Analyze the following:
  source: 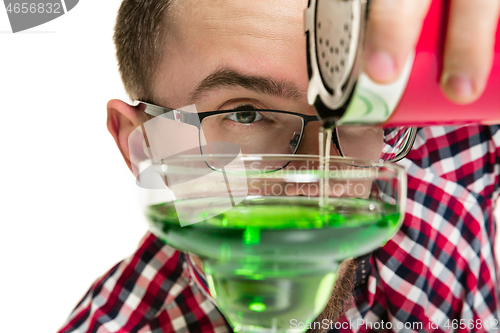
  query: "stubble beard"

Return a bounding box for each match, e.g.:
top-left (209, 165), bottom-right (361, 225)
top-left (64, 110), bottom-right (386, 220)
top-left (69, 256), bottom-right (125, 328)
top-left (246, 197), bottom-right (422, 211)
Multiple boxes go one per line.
top-left (306, 258), bottom-right (356, 333)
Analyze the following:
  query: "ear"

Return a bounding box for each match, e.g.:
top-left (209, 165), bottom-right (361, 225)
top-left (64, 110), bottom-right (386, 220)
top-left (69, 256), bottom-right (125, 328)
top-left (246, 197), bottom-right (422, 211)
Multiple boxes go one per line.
top-left (107, 99), bottom-right (146, 172)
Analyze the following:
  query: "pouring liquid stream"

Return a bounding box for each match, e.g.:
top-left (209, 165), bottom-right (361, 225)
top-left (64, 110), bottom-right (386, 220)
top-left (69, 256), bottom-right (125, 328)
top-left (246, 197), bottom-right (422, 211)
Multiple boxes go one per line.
top-left (319, 126), bottom-right (334, 217)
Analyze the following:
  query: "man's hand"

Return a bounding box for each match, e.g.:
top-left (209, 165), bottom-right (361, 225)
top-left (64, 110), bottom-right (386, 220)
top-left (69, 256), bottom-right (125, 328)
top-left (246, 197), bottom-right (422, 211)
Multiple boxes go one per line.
top-left (364, 0), bottom-right (500, 104)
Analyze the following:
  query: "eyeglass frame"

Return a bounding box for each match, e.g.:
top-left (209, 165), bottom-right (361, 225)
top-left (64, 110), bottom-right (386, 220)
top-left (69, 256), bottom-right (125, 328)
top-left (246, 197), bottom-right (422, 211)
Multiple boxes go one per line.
top-left (135, 101), bottom-right (417, 163)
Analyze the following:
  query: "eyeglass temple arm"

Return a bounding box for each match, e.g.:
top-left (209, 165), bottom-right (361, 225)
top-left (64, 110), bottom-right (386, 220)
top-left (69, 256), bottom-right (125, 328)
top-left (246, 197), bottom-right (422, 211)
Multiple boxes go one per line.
top-left (141, 102), bottom-right (202, 129)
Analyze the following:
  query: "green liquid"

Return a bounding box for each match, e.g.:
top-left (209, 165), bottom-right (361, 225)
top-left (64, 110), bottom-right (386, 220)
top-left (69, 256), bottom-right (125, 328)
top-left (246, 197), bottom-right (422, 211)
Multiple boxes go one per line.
top-left (147, 196), bottom-right (399, 332)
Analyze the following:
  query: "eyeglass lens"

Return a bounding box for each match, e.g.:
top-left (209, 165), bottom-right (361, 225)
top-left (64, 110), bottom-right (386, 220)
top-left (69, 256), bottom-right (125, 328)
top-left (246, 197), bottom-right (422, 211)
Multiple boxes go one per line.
top-left (200, 110), bottom-right (304, 158)
top-left (198, 111), bottom-right (413, 168)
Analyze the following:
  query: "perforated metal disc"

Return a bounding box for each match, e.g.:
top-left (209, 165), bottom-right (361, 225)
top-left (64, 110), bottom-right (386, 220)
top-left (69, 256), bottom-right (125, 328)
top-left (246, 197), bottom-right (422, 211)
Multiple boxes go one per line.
top-left (316, 0), bottom-right (358, 93)
top-left (305, 0), bottom-right (367, 122)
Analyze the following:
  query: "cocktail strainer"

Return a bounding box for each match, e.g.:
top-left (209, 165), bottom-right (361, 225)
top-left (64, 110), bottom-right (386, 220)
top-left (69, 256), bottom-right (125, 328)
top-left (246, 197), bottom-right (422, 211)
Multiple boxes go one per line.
top-left (304, 0), bottom-right (367, 127)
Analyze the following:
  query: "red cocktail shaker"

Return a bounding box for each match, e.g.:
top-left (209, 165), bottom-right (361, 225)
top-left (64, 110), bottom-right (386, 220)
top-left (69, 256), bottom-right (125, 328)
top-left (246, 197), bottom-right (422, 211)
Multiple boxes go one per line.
top-left (305, 0), bottom-right (500, 127)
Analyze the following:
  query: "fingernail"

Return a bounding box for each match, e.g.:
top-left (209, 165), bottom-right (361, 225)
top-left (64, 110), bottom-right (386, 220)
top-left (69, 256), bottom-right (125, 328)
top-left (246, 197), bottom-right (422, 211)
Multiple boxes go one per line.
top-left (442, 74), bottom-right (474, 100)
top-left (365, 51), bottom-right (396, 82)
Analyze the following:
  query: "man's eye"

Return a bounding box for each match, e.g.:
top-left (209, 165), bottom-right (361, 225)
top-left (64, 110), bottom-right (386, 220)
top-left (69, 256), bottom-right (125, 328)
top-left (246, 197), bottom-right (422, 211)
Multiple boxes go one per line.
top-left (226, 111), bottom-right (263, 124)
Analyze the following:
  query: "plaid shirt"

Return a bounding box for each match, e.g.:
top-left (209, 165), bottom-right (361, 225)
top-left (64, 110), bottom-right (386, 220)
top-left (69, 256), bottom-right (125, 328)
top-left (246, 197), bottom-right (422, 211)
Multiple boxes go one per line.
top-left (58, 125), bottom-right (500, 333)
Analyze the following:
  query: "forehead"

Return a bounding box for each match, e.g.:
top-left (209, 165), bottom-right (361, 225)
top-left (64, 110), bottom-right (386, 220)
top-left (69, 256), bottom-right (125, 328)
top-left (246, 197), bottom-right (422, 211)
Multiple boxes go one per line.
top-left (174, 0), bottom-right (306, 44)
top-left (152, 0), bottom-right (309, 108)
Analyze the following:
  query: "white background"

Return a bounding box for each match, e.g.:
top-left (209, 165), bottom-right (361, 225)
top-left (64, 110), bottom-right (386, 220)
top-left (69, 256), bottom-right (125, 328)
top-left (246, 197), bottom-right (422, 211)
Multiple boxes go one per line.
top-left (0, 2), bottom-right (499, 333)
top-left (0, 2), bottom-right (146, 331)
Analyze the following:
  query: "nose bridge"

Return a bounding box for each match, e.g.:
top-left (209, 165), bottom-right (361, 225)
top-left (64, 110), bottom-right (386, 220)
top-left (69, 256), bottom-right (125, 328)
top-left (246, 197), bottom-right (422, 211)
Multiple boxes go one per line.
top-left (295, 121), bottom-right (340, 157)
top-left (285, 159), bottom-right (320, 170)
top-left (296, 122), bottom-right (320, 155)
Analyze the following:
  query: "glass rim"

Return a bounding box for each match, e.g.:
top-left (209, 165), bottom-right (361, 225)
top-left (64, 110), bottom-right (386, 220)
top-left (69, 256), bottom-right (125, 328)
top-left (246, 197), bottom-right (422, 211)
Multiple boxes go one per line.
top-left (154, 153), bottom-right (407, 172)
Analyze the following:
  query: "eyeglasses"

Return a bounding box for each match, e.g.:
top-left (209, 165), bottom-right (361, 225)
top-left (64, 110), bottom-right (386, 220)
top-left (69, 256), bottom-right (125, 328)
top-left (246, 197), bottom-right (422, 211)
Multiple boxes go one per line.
top-left (135, 101), bottom-right (416, 168)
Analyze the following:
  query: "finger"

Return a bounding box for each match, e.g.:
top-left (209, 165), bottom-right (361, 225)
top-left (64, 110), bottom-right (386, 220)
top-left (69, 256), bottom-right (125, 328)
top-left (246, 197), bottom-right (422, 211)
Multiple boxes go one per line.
top-left (364, 0), bottom-right (431, 83)
top-left (441, 0), bottom-right (500, 104)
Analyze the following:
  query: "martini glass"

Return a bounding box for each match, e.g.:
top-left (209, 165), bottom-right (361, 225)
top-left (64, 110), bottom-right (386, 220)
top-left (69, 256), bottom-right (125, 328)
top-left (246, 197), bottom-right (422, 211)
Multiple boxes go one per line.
top-left (137, 154), bottom-right (406, 333)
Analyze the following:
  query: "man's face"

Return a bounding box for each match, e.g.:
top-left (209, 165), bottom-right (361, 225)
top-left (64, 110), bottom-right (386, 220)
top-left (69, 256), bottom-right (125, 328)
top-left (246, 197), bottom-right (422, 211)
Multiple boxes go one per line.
top-left (146, 0), bottom-right (355, 325)
top-left (152, 0), bottom-right (324, 156)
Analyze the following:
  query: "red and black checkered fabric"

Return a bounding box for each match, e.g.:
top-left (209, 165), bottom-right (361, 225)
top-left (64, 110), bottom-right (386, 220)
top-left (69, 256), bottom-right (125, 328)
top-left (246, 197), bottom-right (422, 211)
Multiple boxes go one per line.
top-left (57, 233), bottom-right (232, 333)
top-left (58, 125), bottom-right (499, 333)
top-left (333, 125), bottom-right (500, 332)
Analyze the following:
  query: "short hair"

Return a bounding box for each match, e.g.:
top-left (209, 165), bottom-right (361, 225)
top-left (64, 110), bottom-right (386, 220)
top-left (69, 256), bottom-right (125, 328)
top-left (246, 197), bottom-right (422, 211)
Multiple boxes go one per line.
top-left (113, 0), bottom-right (173, 102)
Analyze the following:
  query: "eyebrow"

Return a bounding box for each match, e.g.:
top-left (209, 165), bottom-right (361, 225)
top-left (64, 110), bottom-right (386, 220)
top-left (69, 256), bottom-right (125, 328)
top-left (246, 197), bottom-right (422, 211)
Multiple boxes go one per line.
top-left (189, 68), bottom-right (304, 103)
